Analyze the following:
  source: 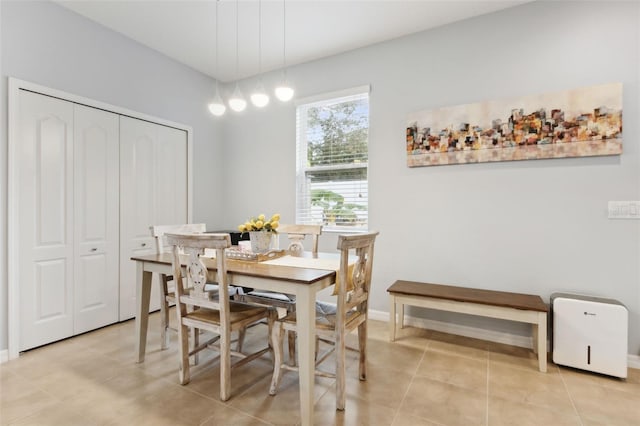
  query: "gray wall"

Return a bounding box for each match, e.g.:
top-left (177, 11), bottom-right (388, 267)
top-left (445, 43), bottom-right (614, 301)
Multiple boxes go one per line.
top-left (222, 1), bottom-right (640, 354)
top-left (2, 0), bottom-right (639, 357)
top-left (0, 1), bottom-right (225, 350)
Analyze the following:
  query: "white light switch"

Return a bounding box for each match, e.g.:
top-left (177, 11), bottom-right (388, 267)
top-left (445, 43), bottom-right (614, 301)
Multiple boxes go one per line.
top-left (608, 201), bottom-right (640, 219)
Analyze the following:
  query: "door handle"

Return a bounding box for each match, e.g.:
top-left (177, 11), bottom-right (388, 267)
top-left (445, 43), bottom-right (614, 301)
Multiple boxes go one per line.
top-left (90, 248), bottom-right (97, 252)
top-left (141, 243), bottom-right (147, 247)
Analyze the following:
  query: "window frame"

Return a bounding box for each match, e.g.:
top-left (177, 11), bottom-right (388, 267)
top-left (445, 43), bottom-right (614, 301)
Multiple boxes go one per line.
top-left (295, 85), bottom-right (371, 233)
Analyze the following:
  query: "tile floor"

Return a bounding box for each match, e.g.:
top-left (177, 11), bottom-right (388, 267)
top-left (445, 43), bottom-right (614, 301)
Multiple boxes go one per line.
top-left (1, 313), bottom-right (639, 425)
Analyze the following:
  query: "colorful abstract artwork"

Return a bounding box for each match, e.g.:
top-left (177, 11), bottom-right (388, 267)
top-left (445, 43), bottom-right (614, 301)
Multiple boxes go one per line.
top-left (406, 83), bottom-right (622, 167)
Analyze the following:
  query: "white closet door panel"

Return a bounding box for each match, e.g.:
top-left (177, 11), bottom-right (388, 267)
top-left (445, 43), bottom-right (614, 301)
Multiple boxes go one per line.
top-left (73, 105), bottom-right (119, 334)
top-left (119, 117), bottom-right (160, 320)
top-left (151, 126), bottom-right (188, 318)
top-left (119, 244), bottom-right (155, 321)
top-left (120, 118), bottom-right (156, 242)
top-left (35, 260), bottom-right (68, 318)
top-left (75, 254), bottom-right (108, 314)
top-left (37, 117), bottom-right (68, 245)
top-left (18, 91), bottom-right (74, 351)
top-left (155, 125), bottom-right (188, 225)
top-left (131, 134), bottom-right (155, 237)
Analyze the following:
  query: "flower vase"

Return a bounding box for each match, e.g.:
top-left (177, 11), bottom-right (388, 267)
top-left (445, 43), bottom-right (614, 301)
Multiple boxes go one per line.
top-left (249, 231), bottom-right (272, 253)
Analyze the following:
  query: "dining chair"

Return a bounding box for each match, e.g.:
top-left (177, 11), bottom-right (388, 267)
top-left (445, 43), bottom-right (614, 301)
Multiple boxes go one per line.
top-left (241, 224), bottom-right (322, 362)
top-left (268, 231), bottom-right (379, 411)
top-left (151, 223), bottom-right (206, 350)
top-left (166, 232), bottom-right (277, 401)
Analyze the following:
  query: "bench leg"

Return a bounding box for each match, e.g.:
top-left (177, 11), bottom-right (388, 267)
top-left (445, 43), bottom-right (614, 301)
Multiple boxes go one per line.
top-left (389, 296), bottom-right (396, 342)
top-left (399, 302), bottom-right (405, 329)
top-left (536, 312), bottom-right (547, 373)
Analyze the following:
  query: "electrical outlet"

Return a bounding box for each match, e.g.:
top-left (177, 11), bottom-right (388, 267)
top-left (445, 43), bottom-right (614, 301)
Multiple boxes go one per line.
top-left (608, 201), bottom-right (640, 219)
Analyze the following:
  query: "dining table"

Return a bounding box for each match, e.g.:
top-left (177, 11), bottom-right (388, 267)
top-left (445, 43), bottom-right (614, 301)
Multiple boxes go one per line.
top-left (131, 250), bottom-right (341, 426)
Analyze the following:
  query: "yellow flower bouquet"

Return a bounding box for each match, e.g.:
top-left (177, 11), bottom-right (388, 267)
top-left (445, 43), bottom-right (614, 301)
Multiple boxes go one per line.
top-left (237, 213), bottom-right (280, 234)
top-left (238, 213), bottom-right (280, 253)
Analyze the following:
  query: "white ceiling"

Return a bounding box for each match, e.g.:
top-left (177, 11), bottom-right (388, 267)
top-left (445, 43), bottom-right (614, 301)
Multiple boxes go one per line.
top-left (55, 0), bottom-right (530, 83)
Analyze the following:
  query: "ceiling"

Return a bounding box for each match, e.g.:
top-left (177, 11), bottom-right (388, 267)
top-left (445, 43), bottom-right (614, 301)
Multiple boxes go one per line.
top-left (55, 0), bottom-right (530, 83)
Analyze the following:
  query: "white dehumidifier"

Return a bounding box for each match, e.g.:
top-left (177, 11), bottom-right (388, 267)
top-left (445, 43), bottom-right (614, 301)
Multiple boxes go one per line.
top-left (551, 293), bottom-right (627, 378)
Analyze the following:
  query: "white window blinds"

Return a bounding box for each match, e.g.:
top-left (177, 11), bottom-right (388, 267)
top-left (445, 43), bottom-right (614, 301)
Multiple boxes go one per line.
top-left (296, 87), bottom-right (369, 232)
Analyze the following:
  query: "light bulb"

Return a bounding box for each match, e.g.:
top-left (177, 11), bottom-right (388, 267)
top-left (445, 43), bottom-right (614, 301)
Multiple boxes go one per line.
top-left (229, 97), bottom-right (247, 112)
top-left (250, 81), bottom-right (270, 108)
top-left (251, 92), bottom-right (270, 108)
top-left (275, 85), bottom-right (294, 102)
top-left (208, 91), bottom-right (226, 116)
top-left (228, 85), bottom-right (247, 112)
top-left (208, 101), bottom-right (226, 116)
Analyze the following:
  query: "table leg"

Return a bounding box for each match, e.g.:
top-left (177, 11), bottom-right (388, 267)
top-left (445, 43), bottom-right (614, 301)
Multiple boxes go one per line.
top-left (537, 312), bottom-right (547, 373)
top-left (296, 288), bottom-right (316, 426)
top-left (135, 264), bottom-right (153, 363)
top-left (389, 296), bottom-right (396, 342)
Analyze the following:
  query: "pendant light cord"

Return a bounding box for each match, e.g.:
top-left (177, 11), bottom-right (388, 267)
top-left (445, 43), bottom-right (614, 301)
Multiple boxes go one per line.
top-left (258, 0), bottom-right (262, 74)
top-left (235, 0), bottom-right (240, 80)
top-left (282, 0), bottom-right (287, 70)
top-left (215, 0), bottom-right (220, 91)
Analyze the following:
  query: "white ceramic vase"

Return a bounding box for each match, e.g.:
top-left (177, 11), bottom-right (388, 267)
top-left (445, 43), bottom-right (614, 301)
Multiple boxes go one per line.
top-left (249, 231), bottom-right (272, 253)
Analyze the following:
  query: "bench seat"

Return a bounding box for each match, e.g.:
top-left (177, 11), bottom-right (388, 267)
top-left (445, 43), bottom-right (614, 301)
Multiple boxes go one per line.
top-left (387, 280), bottom-right (548, 372)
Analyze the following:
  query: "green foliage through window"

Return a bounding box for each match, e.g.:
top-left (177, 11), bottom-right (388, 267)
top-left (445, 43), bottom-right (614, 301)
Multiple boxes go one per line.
top-left (296, 89), bottom-right (369, 231)
top-left (306, 100), bottom-right (368, 166)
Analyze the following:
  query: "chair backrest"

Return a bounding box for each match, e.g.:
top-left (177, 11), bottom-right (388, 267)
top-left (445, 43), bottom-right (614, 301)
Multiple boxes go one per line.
top-left (278, 224), bottom-right (323, 255)
top-left (150, 223), bottom-right (206, 254)
top-left (165, 233), bottom-right (231, 313)
top-left (336, 231), bottom-right (379, 314)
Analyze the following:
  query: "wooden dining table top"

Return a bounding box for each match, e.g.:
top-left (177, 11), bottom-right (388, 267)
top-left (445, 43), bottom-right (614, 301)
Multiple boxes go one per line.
top-left (131, 252), bottom-right (337, 285)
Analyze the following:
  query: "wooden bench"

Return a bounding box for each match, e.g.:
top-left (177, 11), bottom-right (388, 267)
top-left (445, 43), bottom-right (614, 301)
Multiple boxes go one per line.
top-left (387, 280), bottom-right (549, 372)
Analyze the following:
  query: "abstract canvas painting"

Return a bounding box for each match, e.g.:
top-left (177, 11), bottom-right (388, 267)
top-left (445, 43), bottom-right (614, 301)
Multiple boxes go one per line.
top-left (406, 83), bottom-right (622, 167)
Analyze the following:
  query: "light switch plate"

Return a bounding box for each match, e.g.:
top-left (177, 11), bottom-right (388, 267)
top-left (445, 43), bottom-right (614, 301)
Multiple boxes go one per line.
top-left (608, 201), bottom-right (640, 219)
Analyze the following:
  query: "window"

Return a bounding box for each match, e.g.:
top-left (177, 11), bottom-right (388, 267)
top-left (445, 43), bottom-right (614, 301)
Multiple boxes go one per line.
top-left (296, 86), bottom-right (369, 232)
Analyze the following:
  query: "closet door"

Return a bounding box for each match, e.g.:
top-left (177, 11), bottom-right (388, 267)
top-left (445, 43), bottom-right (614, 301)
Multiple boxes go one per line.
top-left (119, 117), bottom-right (188, 320)
top-left (17, 91), bottom-right (74, 351)
top-left (73, 105), bottom-right (120, 334)
top-left (156, 124), bottom-right (188, 225)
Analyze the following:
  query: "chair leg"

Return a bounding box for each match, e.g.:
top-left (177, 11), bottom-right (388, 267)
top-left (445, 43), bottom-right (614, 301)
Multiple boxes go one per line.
top-left (269, 322), bottom-right (285, 395)
top-left (220, 326), bottom-right (231, 402)
top-left (191, 327), bottom-right (199, 365)
top-left (267, 310), bottom-right (276, 361)
top-left (335, 331), bottom-right (347, 411)
top-left (358, 321), bottom-right (367, 381)
top-left (237, 328), bottom-right (246, 353)
top-left (177, 323), bottom-right (191, 385)
top-left (184, 304), bottom-right (200, 365)
top-left (160, 276), bottom-right (170, 350)
top-left (287, 331), bottom-right (296, 366)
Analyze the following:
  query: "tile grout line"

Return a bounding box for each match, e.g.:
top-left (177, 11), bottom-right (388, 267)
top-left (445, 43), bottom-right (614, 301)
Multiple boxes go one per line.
top-left (486, 351), bottom-right (490, 426)
top-left (389, 337), bottom-right (431, 426)
top-left (558, 367), bottom-right (585, 426)
top-left (1, 360), bottom-right (86, 425)
top-left (6, 319), bottom-right (637, 426)
top-left (198, 404), bottom-right (275, 426)
top-left (135, 342), bottom-right (279, 424)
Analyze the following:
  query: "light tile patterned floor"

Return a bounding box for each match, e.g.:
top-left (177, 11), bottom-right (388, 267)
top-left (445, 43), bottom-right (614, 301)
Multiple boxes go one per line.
top-left (1, 313), bottom-right (639, 425)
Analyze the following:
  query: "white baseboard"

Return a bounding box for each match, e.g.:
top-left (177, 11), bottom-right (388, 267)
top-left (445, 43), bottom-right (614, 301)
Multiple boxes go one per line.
top-left (628, 354), bottom-right (640, 369)
top-left (0, 350), bottom-right (8, 364)
top-left (369, 309), bottom-right (639, 369)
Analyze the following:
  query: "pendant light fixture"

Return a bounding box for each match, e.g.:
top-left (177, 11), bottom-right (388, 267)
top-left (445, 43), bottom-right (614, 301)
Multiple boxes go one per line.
top-left (228, 0), bottom-right (247, 112)
top-left (275, 0), bottom-right (294, 102)
top-left (250, 0), bottom-right (269, 108)
top-left (208, 0), bottom-right (226, 116)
